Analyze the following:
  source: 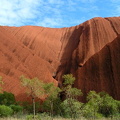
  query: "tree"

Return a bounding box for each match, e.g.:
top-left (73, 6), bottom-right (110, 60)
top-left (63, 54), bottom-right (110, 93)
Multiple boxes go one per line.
top-left (62, 74), bottom-right (83, 119)
top-left (20, 75), bottom-right (44, 119)
top-left (98, 92), bottom-right (120, 118)
top-left (42, 82), bottom-right (61, 119)
top-left (85, 91), bottom-right (102, 119)
top-left (61, 98), bottom-right (83, 119)
top-left (82, 91), bottom-right (120, 119)
top-left (0, 76), bottom-right (4, 93)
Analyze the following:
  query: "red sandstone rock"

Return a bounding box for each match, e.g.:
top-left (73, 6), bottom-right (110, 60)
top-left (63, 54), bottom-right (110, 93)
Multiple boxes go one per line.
top-left (74, 35), bottom-right (120, 101)
top-left (0, 17), bottom-right (120, 101)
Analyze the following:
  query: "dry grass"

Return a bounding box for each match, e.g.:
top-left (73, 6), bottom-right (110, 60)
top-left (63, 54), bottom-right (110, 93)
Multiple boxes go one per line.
top-left (0, 116), bottom-right (119, 120)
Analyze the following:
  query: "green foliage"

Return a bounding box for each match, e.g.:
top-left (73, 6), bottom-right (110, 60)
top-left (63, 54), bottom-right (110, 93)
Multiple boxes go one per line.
top-left (21, 101), bottom-right (33, 113)
top-left (98, 92), bottom-right (120, 117)
top-left (0, 91), bottom-right (16, 105)
top-left (43, 82), bottom-right (61, 101)
top-left (62, 74), bottom-right (83, 119)
top-left (20, 75), bottom-right (45, 118)
top-left (10, 104), bottom-right (23, 113)
top-left (22, 101), bottom-right (41, 113)
top-left (62, 74), bottom-right (75, 85)
top-left (116, 100), bottom-right (120, 113)
top-left (82, 102), bottom-right (103, 119)
top-left (42, 82), bottom-right (62, 117)
top-left (86, 91), bottom-right (101, 118)
top-left (62, 74), bottom-right (82, 98)
top-left (20, 75), bottom-right (44, 98)
top-left (60, 98), bottom-right (83, 118)
top-left (82, 91), bottom-right (120, 119)
top-left (42, 97), bottom-right (62, 116)
top-left (38, 113), bottom-right (52, 120)
top-left (0, 105), bottom-right (13, 117)
top-left (64, 85), bottom-right (83, 99)
top-left (0, 74), bottom-right (119, 119)
top-left (26, 114), bottom-right (41, 120)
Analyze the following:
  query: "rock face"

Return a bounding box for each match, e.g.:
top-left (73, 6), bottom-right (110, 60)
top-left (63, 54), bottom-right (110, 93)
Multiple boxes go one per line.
top-left (0, 17), bottom-right (120, 101)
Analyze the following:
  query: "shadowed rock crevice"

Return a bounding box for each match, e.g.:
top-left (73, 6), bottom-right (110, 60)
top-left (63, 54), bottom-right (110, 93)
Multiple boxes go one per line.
top-left (55, 25), bottom-right (84, 86)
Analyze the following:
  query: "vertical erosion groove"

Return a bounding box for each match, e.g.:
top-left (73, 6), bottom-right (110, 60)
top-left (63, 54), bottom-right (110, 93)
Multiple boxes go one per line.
top-left (105, 18), bottom-right (119, 36)
top-left (55, 25), bottom-right (83, 86)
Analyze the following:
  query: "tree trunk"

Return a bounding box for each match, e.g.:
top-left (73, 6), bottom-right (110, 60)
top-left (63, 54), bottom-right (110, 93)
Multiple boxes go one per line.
top-left (50, 101), bottom-right (54, 120)
top-left (32, 97), bottom-right (35, 119)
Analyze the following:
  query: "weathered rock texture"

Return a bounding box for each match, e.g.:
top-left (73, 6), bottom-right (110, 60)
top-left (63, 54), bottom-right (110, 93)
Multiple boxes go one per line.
top-left (0, 17), bottom-right (120, 101)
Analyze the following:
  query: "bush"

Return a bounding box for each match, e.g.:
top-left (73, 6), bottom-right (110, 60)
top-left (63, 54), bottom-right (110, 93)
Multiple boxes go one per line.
top-left (39, 113), bottom-right (52, 120)
top-left (10, 104), bottom-right (23, 113)
top-left (98, 92), bottom-right (120, 117)
top-left (0, 91), bottom-right (15, 105)
top-left (21, 101), bottom-right (33, 113)
top-left (0, 105), bottom-right (13, 117)
top-left (60, 98), bottom-right (83, 118)
top-left (42, 97), bottom-right (62, 116)
top-left (82, 103), bottom-right (103, 119)
top-left (22, 101), bottom-right (41, 113)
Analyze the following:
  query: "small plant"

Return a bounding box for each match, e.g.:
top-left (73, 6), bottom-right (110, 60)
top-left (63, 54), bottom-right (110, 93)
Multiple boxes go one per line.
top-left (26, 114), bottom-right (41, 120)
top-left (40, 113), bottom-right (52, 120)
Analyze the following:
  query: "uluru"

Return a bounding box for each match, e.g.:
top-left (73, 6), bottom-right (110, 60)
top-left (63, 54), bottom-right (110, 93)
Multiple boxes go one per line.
top-left (0, 17), bottom-right (120, 101)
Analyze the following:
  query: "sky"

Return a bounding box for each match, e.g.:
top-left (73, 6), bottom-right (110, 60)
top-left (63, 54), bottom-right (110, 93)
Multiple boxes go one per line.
top-left (0, 0), bottom-right (120, 28)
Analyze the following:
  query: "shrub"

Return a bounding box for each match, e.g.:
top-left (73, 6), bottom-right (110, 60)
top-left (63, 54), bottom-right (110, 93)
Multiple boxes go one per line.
top-left (22, 101), bottom-right (41, 113)
top-left (0, 105), bottom-right (13, 117)
top-left (22, 101), bottom-right (33, 113)
top-left (10, 104), bottom-right (23, 113)
top-left (0, 91), bottom-right (15, 105)
top-left (82, 103), bottom-right (103, 119)
top-left (60, 98), bottom-right (83, 118)
top-left (39, 113), bottom-right (52, 120)
top-left (42, 97), bottom-right (62, 116)
top-left (98, 92), bottom-right (120, 117)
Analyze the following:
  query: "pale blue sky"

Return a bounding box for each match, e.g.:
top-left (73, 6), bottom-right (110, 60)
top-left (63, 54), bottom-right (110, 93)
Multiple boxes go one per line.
top-left (0, 0), bottom-right (120, 28)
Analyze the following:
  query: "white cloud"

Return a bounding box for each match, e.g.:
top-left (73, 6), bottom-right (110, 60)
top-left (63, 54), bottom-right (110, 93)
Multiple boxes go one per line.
top-left (37, 17), bottom-right (63, 27)
top-left (0, 0), bottom-right (41, 26)
top-left (0, 0), bottom-right (102, 27)
top-left (0, 0), bottom-right (66, 27)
